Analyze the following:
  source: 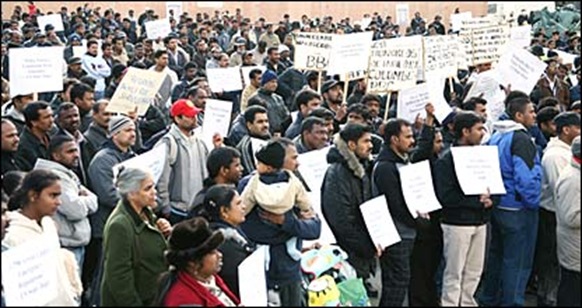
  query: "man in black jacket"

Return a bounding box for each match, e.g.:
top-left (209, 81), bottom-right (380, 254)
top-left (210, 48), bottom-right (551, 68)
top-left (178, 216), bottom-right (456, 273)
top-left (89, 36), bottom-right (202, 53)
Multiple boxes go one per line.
top-left (435, 111), bottom-right (499, 306)
top-left (321, 123), bottom-right (380, 281)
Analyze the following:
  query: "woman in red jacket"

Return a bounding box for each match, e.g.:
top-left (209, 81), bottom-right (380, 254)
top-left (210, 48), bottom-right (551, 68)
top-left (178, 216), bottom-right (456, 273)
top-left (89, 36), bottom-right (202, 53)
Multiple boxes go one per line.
top-left (154, 217), bottom-right (241, 307)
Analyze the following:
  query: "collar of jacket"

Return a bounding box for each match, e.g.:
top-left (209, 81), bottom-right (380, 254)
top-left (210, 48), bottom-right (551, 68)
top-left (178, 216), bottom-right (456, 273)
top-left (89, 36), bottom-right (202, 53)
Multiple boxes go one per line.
top-left (332, 133), bottom-right (368, 179)
top-left (88, 121), bottom-right (109, 138)
top-left (120, 199), bottom-right (158, 234)
top-left (103, 139), bottom-right (135, 158)
top-left (376, 144), bottom-right (409, 165)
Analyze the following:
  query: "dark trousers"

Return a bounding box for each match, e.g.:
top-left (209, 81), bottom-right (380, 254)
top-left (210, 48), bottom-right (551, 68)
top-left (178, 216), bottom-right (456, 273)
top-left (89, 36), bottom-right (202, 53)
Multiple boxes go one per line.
top-left (81, 237), bottom-right (102, 306)
top-left (535, 208), bottom-right (560, 306)
top-left (409, 214), bottom-right (443, 306)
top-left (557, 267), bottom-right (580, 307)
top-left (379, 238), bottom-right (415, 306)
top-left (273, 281), bottom-right (302, 307)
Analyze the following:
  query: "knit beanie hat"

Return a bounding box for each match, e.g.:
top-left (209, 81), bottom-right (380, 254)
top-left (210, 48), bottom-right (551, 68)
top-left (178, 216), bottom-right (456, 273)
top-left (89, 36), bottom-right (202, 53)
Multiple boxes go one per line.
top-left (108, 115), bottom-right (133, 136)
top-left (261, 70), bottom-right (278, 87)
top-left (255, 140), bottom-right (286, 169)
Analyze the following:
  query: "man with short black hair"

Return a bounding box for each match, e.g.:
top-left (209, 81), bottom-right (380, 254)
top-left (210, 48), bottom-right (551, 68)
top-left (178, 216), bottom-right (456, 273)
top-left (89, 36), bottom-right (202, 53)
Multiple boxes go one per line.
top-left (237, 105), bottom-right (272, 176)
top-left (70, 83), bottom-right (95, 133)
top-left (285, 89), bottom-right (322, 139)
top-left (55, 102), bottom-right (88, 184)
top-left (536, 106), bottom-right (561, 146)
top-left (240, 68), bottom-right (262, 113)
top-left (1, 119), bottom-right (20, 175)
top-left (15, 101), bottom-right (54, 171)
top-left (295, 117), bottom-right (329, 154)
top-left (321, 79), bottom-right (347, 135)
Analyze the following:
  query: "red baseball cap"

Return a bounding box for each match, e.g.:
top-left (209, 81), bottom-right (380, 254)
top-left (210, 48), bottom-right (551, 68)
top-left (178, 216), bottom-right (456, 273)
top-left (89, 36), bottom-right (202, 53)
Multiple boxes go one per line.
top-left (170, 99), bottom-right (201, 118)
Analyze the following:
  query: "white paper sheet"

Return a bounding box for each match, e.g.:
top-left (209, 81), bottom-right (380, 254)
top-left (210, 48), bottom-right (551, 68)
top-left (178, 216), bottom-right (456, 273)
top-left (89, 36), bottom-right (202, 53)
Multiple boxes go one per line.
top-left (450, 145), bottom-right (507, 195)
top-left (360, 196), bottom-right (401, 249)
top-left (398, 160), bottom-right (442, 218)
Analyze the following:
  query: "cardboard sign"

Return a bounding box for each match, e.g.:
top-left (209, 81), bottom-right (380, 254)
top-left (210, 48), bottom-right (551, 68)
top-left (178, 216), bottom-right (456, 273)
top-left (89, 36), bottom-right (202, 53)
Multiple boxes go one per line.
top-left (294, 32), bottom-right (334, 71)
top-left (202, 99), bottom-right (233, 149)
top-left (9, 46), bottom-right (64, 97)
top-left (145, 19), bottom-right (172, 40)
top-left (510, 25), bottom-right (532, 49)
top-left (327, 32), bottom-right (373, 75)
top-left (497, 44), bottom-right (547, 95)
top-left (106, 67), bottom-right (166, 116)
top-left (207, 67), bottom-right (244, 92)
top-left (360, 196), bottom-right (401, 249)
top-left (471, 25), bottom-right (510, 65)
top-left (451, 145), bottom-right (507, 195)
top-left (423, 35), bottom-right (458, 79)
top-left (37, 14), bottom-right (64, 33)
top-left (459, 17), bottom-right (496, 66)
top-left (450, 12), bottom-right (473, 32)
top-left (399, 160), bottom-right (442, 217)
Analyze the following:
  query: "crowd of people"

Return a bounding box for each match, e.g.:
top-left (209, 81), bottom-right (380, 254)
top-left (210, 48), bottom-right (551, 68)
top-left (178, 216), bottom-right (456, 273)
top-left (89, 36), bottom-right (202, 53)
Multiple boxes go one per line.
top-left (1, 2), bottom-right (581, 307)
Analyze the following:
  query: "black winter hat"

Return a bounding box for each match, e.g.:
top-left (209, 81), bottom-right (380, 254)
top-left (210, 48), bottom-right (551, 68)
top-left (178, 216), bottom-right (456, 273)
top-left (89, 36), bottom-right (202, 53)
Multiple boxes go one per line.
top-left (255, 140), bottom-right (286, 169)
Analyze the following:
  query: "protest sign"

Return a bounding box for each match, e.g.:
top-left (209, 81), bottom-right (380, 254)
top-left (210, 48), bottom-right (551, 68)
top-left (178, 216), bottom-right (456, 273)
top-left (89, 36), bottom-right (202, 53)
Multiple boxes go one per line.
top-left (2, 234), bottom-right (60, 306)
top-left (396, 4), bottom-right (410, 25)
top-left (202, 99), bottom-right (233, 149)
top-left (207, 67), bottom-right (244, 92)
top-left (360, 196), bottom-right (401, 249)
top-left (398, 160), bottom-right (442, 218)
top-left (451, 146), bottom-right (507, 195)
top-left (423, 35), bottom-right (458, 79)
top-left (459, 17), bottom-right (496, 66)
top-left (426, 77), bottom-right (454, 123)
top-left (37, 14), bottom-right (64, 33)
top-left (165, 2), bottom-right (183, 18)
top-left (450, 12), bottom-right (472, 32)
top-left (497, 44), bottom-right (547, 95)
top-left (339, 69), bottom-right (368, 81)
top-left (106, 67), bottom-right (166, 116)
top-left (327, 32), bottom-right (373, 75)
top-left (145, 19), bottom-right (172, 40)
top-left (241, 65), bottom-right (266, 87)
top-left (238, 246), bottom-right (268, 306)
top-left (510, 25), bottom-right (532, 49)
top-left (464, 70), bottom-right (506, 121)
top-left (72, 46), bottom-right (85, 58)
top-left (398, 80), bottom-right (455, 125)
top-left (113, 144), bottom-right (167, 184)
top-left (303, 191), bottom-right (337, 247)
top-left (294, 32), bottom-right (334, 70)
top-left (9, 46), bottom-right (64, 97)
top-left (543, 48), bottom-right (579, 66)
top-left (297, 146), bottom-right (332, 193)
top-left (471, 24), bottom-right (510, 65)
top-left (367, 36), bottom-right (423, 93)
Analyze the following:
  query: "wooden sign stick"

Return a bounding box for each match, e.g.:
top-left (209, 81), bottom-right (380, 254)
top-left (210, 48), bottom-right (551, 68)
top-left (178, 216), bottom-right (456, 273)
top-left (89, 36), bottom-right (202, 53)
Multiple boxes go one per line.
top-left (383, 91), bottom-right (392, 122)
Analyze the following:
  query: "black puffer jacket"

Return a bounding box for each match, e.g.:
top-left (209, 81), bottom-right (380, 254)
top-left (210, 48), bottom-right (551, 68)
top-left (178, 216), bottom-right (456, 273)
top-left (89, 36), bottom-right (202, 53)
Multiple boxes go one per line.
top-left (321, 134), bottom-right (376, 277)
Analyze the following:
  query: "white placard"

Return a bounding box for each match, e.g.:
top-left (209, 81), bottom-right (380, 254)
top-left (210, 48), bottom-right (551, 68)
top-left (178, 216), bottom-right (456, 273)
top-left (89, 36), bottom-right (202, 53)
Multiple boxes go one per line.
top-left (106, 67), bottom-right (166, 116)
top-left (451, 146), bottom-right (507, 195)
top-left (72, 46), bottom-right (85, 58)
top-left (367, 36), bottom-right (423, 93)
top-left (497, 44), bottom-right (547, 95)
top-left (450, 12), bottom-right (473, 32)
top-left (145, 19), bottom-right (172, 40)
top-left (303, 191), bottom-right (337, 247)
top-left (471, 25), bottom-right (511, 65)
top-left (399, 160), bottom-right (442, 218)
top-left (397, 83), bottom-right (429, 123)
top-left (294, 32), bottom-right (335, 71)
top-left (241, 65), bottom-right (266, 88)
top-left (113, 144), bottom-right (167, 184)
top-left (459, 17), bottom-right (496, 66)
top-left (360, 196), bottom-right (401, 249)
top-left (423, 35), bottom-right (458, 79)
top-left (396, 4), bottom-right (410, 26)
top-left (37, 14), bottom-right (64, 33)
top-left (165, 2), bottom-right (183, 18)
top-left (327, 32), bottom-right (373, 75)
top-left (510, 25), bottom-right (532, 49)
top-left (9, 46), bottom-right (64, 97)
top-left (465, 70), bottom-right (506, 121)
top-left (544, 48), bottom-right (579, 66)
top-left (238, 245), bottom-right (268, 306)
top-left (202, 99), bottom-right (233, 150)
top-left (297, 146), bottom-right (332, 192)
top-left (426, 77), bottom-right (454, 124)
top-left (1, 234), bottom-right (60, 306)
top-left (207, 67), bottom-right (244, 92)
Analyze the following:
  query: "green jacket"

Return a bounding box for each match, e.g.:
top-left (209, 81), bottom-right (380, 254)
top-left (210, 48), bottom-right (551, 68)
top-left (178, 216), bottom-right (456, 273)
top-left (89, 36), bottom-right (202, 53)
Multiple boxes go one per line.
top-left (100, 200), bottom-right (168, 306)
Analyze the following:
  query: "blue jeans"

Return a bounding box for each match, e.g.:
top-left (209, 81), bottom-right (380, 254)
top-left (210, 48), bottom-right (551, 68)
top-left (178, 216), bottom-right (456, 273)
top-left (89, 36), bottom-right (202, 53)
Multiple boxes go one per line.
top-left (478, 208), bottom-right (538, 306)
top-left (64, 246), bottom-right (85, 278)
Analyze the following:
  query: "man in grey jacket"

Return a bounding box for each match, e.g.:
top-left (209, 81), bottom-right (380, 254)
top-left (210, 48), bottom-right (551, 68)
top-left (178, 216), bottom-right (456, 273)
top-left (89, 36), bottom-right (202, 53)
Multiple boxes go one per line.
top-left (34, 134), bottom-right (98, 274)
top-left (248, 70), bottom-right (291, 135)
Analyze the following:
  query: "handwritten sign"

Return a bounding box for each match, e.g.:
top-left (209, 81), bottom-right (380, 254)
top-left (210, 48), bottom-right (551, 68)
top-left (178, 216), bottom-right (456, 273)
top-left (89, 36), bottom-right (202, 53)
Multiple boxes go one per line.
top-left (510, 25), bottom-right (532, 49)
top-left (145, 19), bottom-right (172, 40)
top-left (294, 32), bottom-right (334, 71)
top-left (9, 46), bottom-right (64, 97)
top-left (471, 25), bottom-right (510, 65)
top-left (423, 35), bottom-right (458, 79)
top-left (106, 67), bottom-right (166, 116)
top-left (202, 99), bottom-right (233, 149)
top-left (459, 17), bottom-right (496, 66)
top-left (451, 146), bottom-right (506, 195)
top-left (238, 246), bottom-right (268, 306)
top-left (360, 196), bottom-right (401, 249)
top-left (241, 65), bottom-right (266, 88)
top-left (113, 144), bottom-right (167, 184)
top-left (207, 67), bottom-right (244, 92)
top-left (2, 234), bottom-right (60, 306)
top-left (327, 32), bottom-right (373, 75)
top-left (367, 36), bottom-right (423, 93)
top-left (398, 160), bottom-right (442, 218)
top-left (297, 146), bottom-right (332, 192)
top-left (450, 12), bottom-right (472, 32)
top-left (37, 14), bottom-right (64, 33)
top-left (497, 44), bottom-right (547, 95)
top-left (464, 70), bottom-right (506, 121)
top-left (165, 2), bottom-right (183, 18)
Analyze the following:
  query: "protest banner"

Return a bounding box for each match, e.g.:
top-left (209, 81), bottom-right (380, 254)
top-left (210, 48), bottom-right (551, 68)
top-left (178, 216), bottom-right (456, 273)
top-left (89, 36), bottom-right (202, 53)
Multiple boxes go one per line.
top-left (238, 246), bottom-right (268, 306)
top-left (241, 65), bottom-right (266, 87)
top-left (113, 144), bottom-right (167, 184)
top-left (360, 196), bottom-right (401, 250)
top-left (510, 25), bottom-right (532, 49)
top-left (397, 80), bottom-right (454, 125)
top-left (367, 35), bottom-right (423, 94)
top-left (423, 35), bottom-right (458, 79)
top-left (327, 32), bottom-right (373, 75)
top-left (2, 234), bottom-right (60, 306)
top-left (459, 17), bottom-right (496, 66)
top-left (9, 46), bottom-right (64, 97)
top-left (293, 32), bottom-right (334, 71)
top-left (106, 67), bottom-right (166, 116)
top-left (145, 19), bottom-right (172, 40)
top-left (207, 67), bottom-right (244, 92)
top-left (398, 160), bottom-right (442, 218)
top-left (471, 24), bottom-right (510, 65)
top-left (464, 70), bottom-right (506, 121)
top-left (497, 44), bottom-right (547, 95)
top-left (202, 99), bottom-right (233, 150)
top-left (37, 14), bottom-right (64, 33)
top-left (450, 11), bottom-right (472, 32)
top-left (451, 146), bottom-right (507, 195)
top-left (396, 4), bottom-right (410, 25)
top-left (165, 1), bottom-right (183, 18)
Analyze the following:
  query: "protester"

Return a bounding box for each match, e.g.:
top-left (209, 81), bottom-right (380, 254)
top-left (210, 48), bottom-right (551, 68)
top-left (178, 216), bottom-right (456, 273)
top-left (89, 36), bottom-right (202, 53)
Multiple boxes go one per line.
top-left (1, 119), bottom-right (20, 175)
top-left (14, 101), bottom-right (54, 171)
